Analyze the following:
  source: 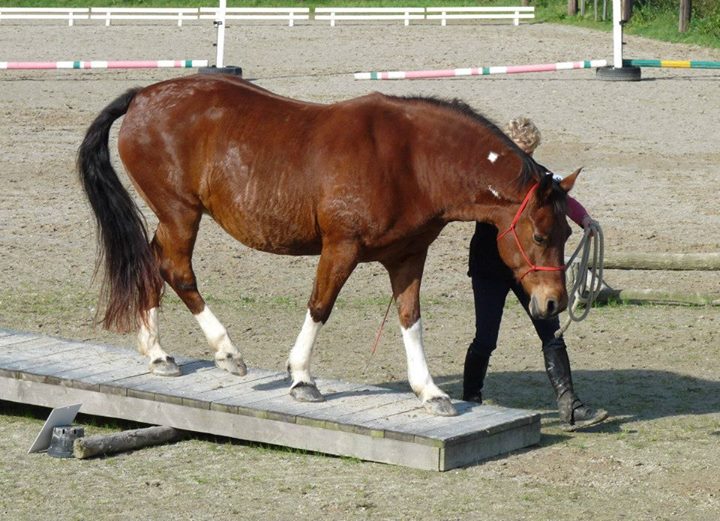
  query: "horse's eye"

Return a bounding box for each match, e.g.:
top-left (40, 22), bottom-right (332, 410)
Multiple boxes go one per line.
top-left (533, 233), bottom-right (546, 245)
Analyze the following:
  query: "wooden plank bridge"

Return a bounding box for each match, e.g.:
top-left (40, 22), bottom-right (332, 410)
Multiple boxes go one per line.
top-left (0, 329), bottom-right (540, 471)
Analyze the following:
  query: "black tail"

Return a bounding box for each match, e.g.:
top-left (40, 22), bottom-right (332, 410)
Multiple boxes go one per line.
top-left (77, 88), bottom-right (163, 332)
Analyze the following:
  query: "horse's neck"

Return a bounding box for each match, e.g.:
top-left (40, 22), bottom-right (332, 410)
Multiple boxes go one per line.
top-left (430, 144), bottom-right (528, 225)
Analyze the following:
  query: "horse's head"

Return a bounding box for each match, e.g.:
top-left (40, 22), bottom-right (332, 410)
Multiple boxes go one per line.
top-left (495, 168), bottom-right (581, 319)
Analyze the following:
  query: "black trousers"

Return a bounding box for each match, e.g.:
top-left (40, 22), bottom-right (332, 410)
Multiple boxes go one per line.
top-left (468, 272), bottom-right (566, 358)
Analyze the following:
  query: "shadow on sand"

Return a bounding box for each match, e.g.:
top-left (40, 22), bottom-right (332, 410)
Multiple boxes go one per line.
top-left (424, 368), bottom-right (720, 435)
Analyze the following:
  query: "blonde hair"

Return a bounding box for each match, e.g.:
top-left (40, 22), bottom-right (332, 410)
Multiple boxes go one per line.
top-left (504, 117), bottom-right (541, 155)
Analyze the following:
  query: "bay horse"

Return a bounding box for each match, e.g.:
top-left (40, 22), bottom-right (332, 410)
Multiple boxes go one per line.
top-left (78, 75), bottom-right (579, 416)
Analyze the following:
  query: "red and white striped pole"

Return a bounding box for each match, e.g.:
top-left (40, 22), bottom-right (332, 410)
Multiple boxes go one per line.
top-left (354, 60), bottom-right (608, 80)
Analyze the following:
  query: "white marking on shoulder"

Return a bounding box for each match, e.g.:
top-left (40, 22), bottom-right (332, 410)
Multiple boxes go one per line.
top-left (488, 151), bottom-right (499, 163)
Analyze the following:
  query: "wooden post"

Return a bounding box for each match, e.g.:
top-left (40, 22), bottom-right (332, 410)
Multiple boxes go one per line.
top-left (679, 0), bottom-right (692, 32)
top-left (568, 0), bottom-right (578, 16)
top-left (73, 426), bottom-right (181, 459)
top-left (603, 252), bottom-right (720, 271)
top-left (596, 288), bottom-right (720, 306)
top-left (622, 0), bottom-right (633, 21)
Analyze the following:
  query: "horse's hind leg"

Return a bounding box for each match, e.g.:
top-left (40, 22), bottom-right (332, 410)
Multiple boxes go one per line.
top-left (148, 215), bottom-right (246, 376)
top-left (287, 241), bottom-right (359, 402)
top-left (137, 292), bottom-right (180, 376)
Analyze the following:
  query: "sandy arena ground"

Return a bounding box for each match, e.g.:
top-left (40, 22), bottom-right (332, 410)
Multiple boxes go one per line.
top-left (1, 20), bottom-right (719, 520)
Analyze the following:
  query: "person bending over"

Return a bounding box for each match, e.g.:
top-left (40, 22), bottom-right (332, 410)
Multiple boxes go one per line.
top-left (463, 117), bottom-right (608, 431)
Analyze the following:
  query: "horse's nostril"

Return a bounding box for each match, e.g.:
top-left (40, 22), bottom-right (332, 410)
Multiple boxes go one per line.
top-left (546, 299), bottom-right (557, 316)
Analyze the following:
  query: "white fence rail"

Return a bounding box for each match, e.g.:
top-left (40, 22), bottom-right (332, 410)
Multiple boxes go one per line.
top-left (314, 7), bottom-right (425, 27)
top-left (90, 8), bottom-right (199, 27)
top-left (0, 7), bottom-right (89, 26)
top-left (0, 6), bottom-right (535, 27)
top-left (199, 7), bottom-right (310, 27)
top-left (426, 7), bottom-right (535, 27)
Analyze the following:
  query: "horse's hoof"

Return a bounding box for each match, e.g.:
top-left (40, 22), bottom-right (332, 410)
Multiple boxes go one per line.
top-left (290, 382), bottom-right (325, 402)
top-left (215, 354), bottom-right (247, 376)
top-left (424, 397), bottom-right (458, 417)
top-left (150, 357), bottom-right (181, 377)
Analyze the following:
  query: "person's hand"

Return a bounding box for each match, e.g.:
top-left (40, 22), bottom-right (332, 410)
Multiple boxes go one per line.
top-left (582, 215), bottom-right (598, 236)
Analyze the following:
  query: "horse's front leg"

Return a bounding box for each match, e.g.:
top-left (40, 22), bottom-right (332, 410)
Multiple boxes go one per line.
top-left (287, 241), bottom-right (359, 402)
top-left (384, 253), bottom-right (458, 417)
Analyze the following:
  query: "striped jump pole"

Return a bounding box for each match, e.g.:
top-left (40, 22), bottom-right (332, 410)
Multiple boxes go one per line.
top-left (623, 59), bottom-right (720, 70)
top-left (354, 60), bottom-right (607, 80)
top-left (0, 60), bottom-right (208, 70)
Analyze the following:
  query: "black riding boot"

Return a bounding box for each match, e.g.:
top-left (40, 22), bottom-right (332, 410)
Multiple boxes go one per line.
top-left (463, 347), bottom-right (490, 403)
top-left (543, 345), bottom-right (608, 431)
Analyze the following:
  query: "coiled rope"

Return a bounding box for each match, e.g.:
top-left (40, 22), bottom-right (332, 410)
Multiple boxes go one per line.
top-left (555, 219), bottom-right (605, 338)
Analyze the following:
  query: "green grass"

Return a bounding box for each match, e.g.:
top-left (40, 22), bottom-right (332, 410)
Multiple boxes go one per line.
top-left (547, 0), bottom-right (720, 48)
top-left (0, 0), bottom-right (717, 48)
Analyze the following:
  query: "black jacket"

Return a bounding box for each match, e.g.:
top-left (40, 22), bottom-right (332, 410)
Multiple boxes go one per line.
top-left (468, 222), bottom-right (514, 280)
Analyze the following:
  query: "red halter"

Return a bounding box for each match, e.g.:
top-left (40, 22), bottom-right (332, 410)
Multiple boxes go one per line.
top-left (497, 183), bottom-right (566, 281)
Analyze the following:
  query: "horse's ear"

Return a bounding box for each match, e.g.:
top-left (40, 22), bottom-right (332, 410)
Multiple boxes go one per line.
top-left (559, 168), bottom-right (582, 193)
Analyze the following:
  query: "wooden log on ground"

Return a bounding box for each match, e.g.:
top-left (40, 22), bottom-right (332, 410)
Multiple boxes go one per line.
top-left (603, 252), bottom-right (720, 271)
top-left (73, 425), bottom-right (181, 459)
top-left (596, 288), bottom-right (720, 306)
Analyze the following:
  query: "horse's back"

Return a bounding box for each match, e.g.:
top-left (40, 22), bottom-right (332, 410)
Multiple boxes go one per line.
top-left (115, 77), bottom-right (464, 257)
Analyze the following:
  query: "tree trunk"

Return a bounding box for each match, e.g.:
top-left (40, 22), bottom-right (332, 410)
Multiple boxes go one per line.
top-left (622, 0), bottom-right (634, 22)
top-left (679, 0), bottom-right (692, 32)
top-left (521, 0), bottom-right (530, 6)
top-left (568, 0), bottom-right (578, 16)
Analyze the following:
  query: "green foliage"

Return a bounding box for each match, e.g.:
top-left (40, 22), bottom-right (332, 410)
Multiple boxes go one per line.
top-left (539, 0), bottom-right (720, 48)
top-left (626, 0), bottom-right (720, 46)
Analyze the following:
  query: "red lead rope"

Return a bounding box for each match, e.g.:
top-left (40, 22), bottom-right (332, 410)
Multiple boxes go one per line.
top-left (497, 182), bottom-right (566, 281)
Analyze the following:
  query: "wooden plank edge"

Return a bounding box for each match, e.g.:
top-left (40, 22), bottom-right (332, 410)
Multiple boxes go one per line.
top-left (1, 366), bottom-right (535, 450)
top-left (439, 415), bottom-right (541, 471)
top-left (430, 412), bottom-right (542, 448)
top-left (0, 376), bottom-right (442, 470)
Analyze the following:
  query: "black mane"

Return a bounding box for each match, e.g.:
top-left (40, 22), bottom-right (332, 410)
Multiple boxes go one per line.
top-left (395, 95), bottom-right (539, 190)
top-left (537, 168), bottom-right (569, 217)
top-left (396, 95), bottom-right (568, 215)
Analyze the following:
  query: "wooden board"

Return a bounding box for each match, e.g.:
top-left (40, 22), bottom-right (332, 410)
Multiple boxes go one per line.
top-left (0, 329), bottom-right (540, 471)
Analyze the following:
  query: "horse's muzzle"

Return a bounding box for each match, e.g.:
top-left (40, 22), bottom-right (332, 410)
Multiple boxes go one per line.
top-left (529, 294), bottom-right (567, 320)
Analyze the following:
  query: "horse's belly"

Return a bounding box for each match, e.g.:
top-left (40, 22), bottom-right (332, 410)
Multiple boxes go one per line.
top-left (208, 201), bottom-right (322, 256)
